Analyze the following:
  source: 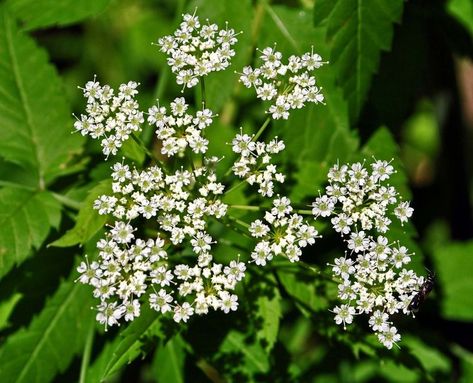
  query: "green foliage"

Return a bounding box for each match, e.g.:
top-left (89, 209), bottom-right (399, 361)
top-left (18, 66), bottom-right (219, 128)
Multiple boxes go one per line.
top-left (0, 267), bottom-right (95, 383)
top-left (314, 0), bottom-right (404, 122)
top-left (87, 307), bottom-right (164, 381)
top-left (50, 180), bottom-right (111, 248)
top-left (448, 0), bottom-right (473, 36)
top-left (0, 8), bottom-right (83, 188)
top-left (432, 241), bottom-right (473, 321)
top-left (255, 280), bottom-right (281, 353)
top-left (0, 187), bottom-right (61, 278)
top-left (5, 0), bottom-right (111, 31)
top-left (153, 335), bottom-right (187, 383)
top-left (0, 0), bottom-right (470, 382)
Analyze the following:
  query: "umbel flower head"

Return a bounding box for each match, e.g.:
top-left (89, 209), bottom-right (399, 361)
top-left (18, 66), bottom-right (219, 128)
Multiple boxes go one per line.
top-left (239, 45), bottom-right (326, 119)
top-left (74, 79), bottom-right (144, 157)
top-left (157, 12), bottom-right (239, 89)
top-left (315, 159), bottom-right (421, 349)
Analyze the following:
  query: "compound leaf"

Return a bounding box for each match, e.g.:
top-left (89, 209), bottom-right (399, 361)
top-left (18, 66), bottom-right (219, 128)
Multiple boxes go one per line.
top-left (314, 0), bottom-right (404, 123)
top-left (0, 9), bottom-right (83, 189)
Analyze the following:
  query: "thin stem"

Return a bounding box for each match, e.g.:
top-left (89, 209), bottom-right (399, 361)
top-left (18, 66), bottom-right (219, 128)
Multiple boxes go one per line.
top-left (229, 204), bottom-right (313, 216)
top-left (79, 321), bottom-right (95, 383)
top-left (200, 78), bottom-right (207, 108)
top-left (253, 116), bottom-right (271, 141)
top-left (52, 192), bottom-right (82, 210)
top-left (223, 179), bottom-right (247, 195)
top-left (229, 204), bottom-right (260, 211)
top-left (131, 132), bottom-right (153, 158)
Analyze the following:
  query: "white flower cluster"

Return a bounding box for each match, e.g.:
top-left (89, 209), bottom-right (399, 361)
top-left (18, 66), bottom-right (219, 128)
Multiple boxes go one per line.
top-left (147, 97), bottom-right (214, 157)
top-left (314, 160), bottom-right (421, 349)
top-left (249, 196), bottom-right (319, 265)
top-left (157, 13), bottom-right (238, 89)
top-left (239, 46), bottom-right (326, 119)
top-left (231, 132), bottom-right (286, 197)
top-left (75, 79), bottom-right (144, 157)
top-left (312, 160), bottom-right (414, 233)
top-left (78, 158), bottom-right (246, 327)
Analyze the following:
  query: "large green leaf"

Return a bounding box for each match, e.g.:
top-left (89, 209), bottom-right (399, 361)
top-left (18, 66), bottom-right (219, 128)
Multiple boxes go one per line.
top-left (431, 241), bottom-right (473, 321)
top-left (0, 187), bottom-right (61, 278)
top-left (5, 0), bottom-right (111, 31)
top-left (0, 270), bottom-right (95, 383)
top-left (50, 180), bottom-right (111, 248)
top-left (153, 335), bottom-right (186, 383)
top-left (87, 307), bottom-right (164, 382)
top-left (0, 9), bottom-right (83, 189)
top-left (314, 0), bottom-right (404, 122)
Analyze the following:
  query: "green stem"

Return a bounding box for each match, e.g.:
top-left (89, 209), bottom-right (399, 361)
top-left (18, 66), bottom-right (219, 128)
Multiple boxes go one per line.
top-left (79, 320), bottom-right (95, 383)
top-left (131, 132), bottom-right (153, 158)
top-left (200, 78), bottom-right (207, 108)
top-left (52, 192), bottom-right (82, 210)
top-left (253, 116), bottom-right (271, 141)
top-left (223, 179), bottom-right (247, 195)
top-left (229, 204), bottom-right (261, 211)
top-left (229, 204), bottom-right (313, 216)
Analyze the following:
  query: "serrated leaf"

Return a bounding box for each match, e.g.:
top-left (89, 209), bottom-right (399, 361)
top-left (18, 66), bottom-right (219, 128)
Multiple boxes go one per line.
top-left (50, 180), bottom-right (111, 248)
top-left (5, 0), bottom-right (111, 31)
top-left (87, 307), bottom-right (164, 382)
top-left (256, 283), bottom-right (281, 353)
top-left (0, 9), bottom-right (83, 188)
top-left (153, 335), bottom-right (186, 383)
top-left (0, 187), bottom-right (61, 278)
top-left (218, 330), bottom-right (269, 374)
top-left (0, 268), bottom-right (95, 383)
top-left (314, 0), bottom-right (404, 122)
top-left (431, 241), bottom-right (473, 321)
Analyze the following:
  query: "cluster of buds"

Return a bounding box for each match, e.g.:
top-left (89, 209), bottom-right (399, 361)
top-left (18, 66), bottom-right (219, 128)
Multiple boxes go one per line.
top-left (314, 159), bottom-right (421, 348)
top-left (239, 46), bottom-right (326, 119)
top-left (74, 79), bottom-right (144, 157)
top-left (157, 13), bottom-right (238, 89)
top-left (231, 132), bottom-right (286, 197)
top-left (147, 97), bottom-right (215, 157)
top-left (249, 196), bottom-right (319, 265)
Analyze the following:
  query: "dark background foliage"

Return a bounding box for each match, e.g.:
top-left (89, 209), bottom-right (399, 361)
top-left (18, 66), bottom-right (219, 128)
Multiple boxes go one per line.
top-left (0, 0), bottom-right (472, 382)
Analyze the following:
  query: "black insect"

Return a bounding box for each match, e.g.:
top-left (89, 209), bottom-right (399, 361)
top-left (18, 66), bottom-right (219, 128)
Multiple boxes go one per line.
top-left (408, 272), bottom-right (435, 313)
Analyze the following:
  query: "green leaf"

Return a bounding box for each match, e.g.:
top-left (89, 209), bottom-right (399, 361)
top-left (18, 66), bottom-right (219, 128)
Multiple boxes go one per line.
top-left (448, 0), bottom-right (473, 36)
top-left (277, 268), bottom-right (329, 316)
top-left (87, 307), bottom-right (164, 382)
top-left (50, 180), bottom-right (111, 248)
top-left (5, 0), bottom-right (111, 31)
top-left (256, 283), bottom-right (281, 353)
top-left (120, 138), bottom-right (145, 166)
top-left (431, 241), bottom-right (473, 321)
top-left (314, 0), bottom-right (404, 122)
top-left (218, 330), bottom-right (269, 374)
top-left (0, 9), bottom-right (83, 189)
top-left (0, 292), bottom-right (22, 331)
top-left (0, 187), bottom-right (61, 278)
top-left (153, 335), bottom-right (186, 383)
top-left (0, 268), bottom-right (95, 383)
top-left (191, 0), bottom-right (253, 112)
